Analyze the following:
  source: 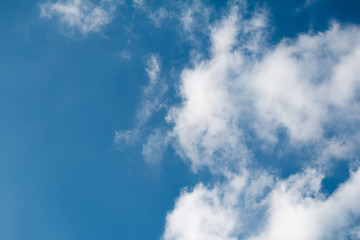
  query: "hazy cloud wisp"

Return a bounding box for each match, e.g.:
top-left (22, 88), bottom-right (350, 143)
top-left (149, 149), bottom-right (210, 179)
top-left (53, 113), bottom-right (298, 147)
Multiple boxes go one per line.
top-left (39, 0), bottom-right (117, 35)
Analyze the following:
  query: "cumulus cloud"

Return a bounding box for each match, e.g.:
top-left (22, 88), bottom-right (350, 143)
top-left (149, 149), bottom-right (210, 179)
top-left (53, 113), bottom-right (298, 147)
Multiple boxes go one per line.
top-left (163, 170), bottom-right (273, 240)
top-left (39, 0), bottom-right (117, 35)
top-left (105, 1), bottom-right (360, 237)
top-left (249, 23), bottom-right (360, 143)
top-left (162, 1), bottom-right (360, 239)
top-left (166, 3), bottom-right (360, 173)
top-left (166, 4), bottom-right (265, 173)
top-left (251, 168), bottom-right (360, 240)
top-left (163, 182), bottom-right (240, 240)
top-left (163, 168), bottom-right (360, 240)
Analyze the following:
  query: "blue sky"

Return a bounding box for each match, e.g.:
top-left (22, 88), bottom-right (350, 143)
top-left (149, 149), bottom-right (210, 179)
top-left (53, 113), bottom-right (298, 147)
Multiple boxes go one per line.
top-left (1, 0), bottom-right (360, 239)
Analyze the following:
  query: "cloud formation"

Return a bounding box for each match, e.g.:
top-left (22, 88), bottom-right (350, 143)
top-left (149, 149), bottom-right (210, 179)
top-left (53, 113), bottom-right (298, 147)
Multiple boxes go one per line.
top-left (251, 169), bottom-right (360, 240)
top-left (39, 0), bottom-right (117, 35)
top-left (161, 1), bottom-right (360, 239)
top-left (163, 168), bottom-right (360, 240)
top-left (167, 3), bottom-right (360, 173)
top-left (106, 1), bottom-right (360, 238)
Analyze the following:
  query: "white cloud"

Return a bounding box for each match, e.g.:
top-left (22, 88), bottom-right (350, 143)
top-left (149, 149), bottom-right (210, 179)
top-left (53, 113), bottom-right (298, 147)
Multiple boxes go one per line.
top-left (39, 0), bottom-right (117, 35)
top-left (249, 23), bottom-right (360, 143)
top-left (136, 54), bottom-right (167, 126)
top-left (163, 171), bottom-right (265, 240)
top-left (163, 2), bottom-right (360, 239)
top-left (166, 4), bottom-right (266, 173)
top-left (163, 168), bottom-right (360, 240)
top-left (163, 183), bottom-right (240, 240)
top-left (316, 138), bottom-right (354, 167)
top-left (178, 0), bottom-right (212, 43)
top-left (250, 168), bottom-right (360, 240)
top-left (166, 2), bottom-right (360, 173)
top-left (162, 170), bottom-right (272, 240)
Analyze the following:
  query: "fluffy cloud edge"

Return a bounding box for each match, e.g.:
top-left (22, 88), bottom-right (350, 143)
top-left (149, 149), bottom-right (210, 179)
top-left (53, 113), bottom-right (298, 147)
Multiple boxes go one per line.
top-left (163, 167), bottom-right (360, 240)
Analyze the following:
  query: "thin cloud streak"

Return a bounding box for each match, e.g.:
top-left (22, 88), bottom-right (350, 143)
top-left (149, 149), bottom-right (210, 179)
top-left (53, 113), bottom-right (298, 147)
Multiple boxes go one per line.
top-left (114, 54), bottom-right (168, 163)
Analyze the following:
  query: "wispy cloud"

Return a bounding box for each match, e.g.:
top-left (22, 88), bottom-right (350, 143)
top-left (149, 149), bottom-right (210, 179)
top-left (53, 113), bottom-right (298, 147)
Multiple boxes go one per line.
top-left (116, 49), bottom-right (132, 61)
top-left (132, 0), bottom-right (145, 9)
top-left (39, 0), bottom-right (118, 36)
top-left (132, 0), bottom-right (171, 28)
top-left (148, 7), bottom-right (170, 28)
top-left (114, 129), bottom-right (139, 148)
top-left (142, 128), bottom-right (169, 164)
top-left (114, 54), bottom-right (168, 162)
top-left (177, 0), bottom-right (212, 44)
top-left (136, 54), bottom-right (167, 126)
